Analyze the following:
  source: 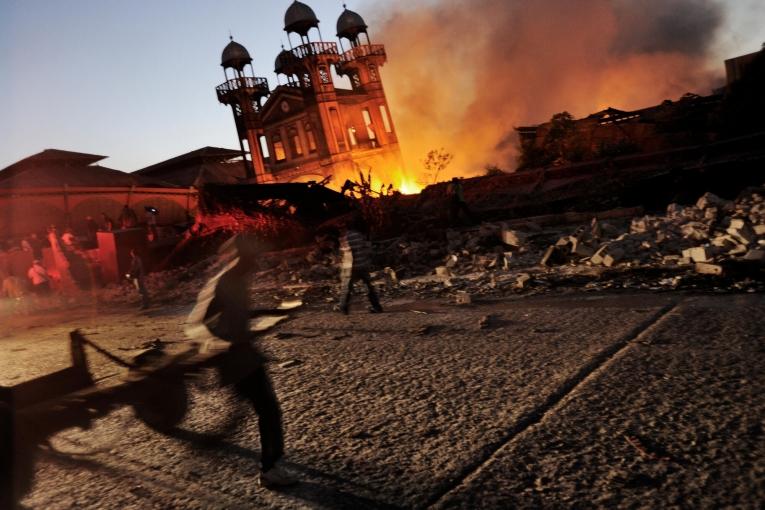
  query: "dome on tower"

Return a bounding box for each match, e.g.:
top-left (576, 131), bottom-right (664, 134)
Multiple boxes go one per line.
top-left (284, 1), bottom-right (319, 36)
top-left (221, 39), bottom-right (252, 70)
top-left (274, 48), bottom-right (296, 74)
top-left (336, 6), bottom-right (367, 40)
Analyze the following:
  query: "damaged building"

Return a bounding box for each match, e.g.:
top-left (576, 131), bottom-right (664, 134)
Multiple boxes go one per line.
top-left (215, 1), bottom-right (404, 184)
top-left (516, 48), bottom-right (764, 169)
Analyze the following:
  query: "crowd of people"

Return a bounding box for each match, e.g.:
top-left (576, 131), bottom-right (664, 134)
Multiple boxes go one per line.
top-left (0, 204), bottom-right (162, 304)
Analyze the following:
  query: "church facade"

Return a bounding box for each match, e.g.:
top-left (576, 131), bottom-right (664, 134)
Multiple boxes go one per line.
top-left (216, 1), bottom-right (403, 185)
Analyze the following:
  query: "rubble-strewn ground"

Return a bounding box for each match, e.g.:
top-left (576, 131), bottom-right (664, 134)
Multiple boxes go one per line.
top-left (3, 291), bottom-right (764, 509)
top-left (3, 187), bottom-right (764, 508)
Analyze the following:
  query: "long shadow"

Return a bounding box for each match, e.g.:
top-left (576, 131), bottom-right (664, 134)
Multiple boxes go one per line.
top-left (169, 426), bottom-right (403, 507)
top-left (274, 480), bottom-right (403, 510)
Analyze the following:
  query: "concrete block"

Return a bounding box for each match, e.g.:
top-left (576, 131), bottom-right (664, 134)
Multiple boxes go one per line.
top-left (515, 273), bottom-right (531, 289)
top-left (501, 228), bottom-right (526, 247)
top-left (455, 291), bottom-right (472, 305)
top-left (591, 245), bottom-right (609, 265)
top-left (695, 262), bottom-right (723, 275)
top-left (727, 226), bottom-right (755, 245)
top-left (435, 266), bottom-right (452, 278)
top-left (682, 246), bottom-right (713, 263)
top-left (602, 247), bottom-right (625, 267)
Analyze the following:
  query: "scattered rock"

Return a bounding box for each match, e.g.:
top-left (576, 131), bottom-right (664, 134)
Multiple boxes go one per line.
top-left (278, 359), bottom-right (302, 369)
top-left (455, 291), bottom-right (472, 305)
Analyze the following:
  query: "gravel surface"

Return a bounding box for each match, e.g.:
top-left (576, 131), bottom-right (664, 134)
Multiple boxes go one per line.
top-left (3, 292), bottom-right (763, 509)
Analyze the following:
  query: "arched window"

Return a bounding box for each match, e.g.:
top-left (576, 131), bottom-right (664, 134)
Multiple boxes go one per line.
top-left (305, 123), bottom-right (317, 153)
top-left (288, 126), bottom-right (303, 157)
top-left (272, 134), bottom-right (286, 162)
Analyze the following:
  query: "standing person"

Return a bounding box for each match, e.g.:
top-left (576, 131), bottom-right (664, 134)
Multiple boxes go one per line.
top-left (185, 235), bottom-right (295, 488)
top-left (337, 215), bottom-right (383, 314)
top-left (101, 213), bottom-right (115, 232)
top-left (447, 177), bottom-right (474, 224)
top-left (60, 228), bottom-right (76, 250)
top-left (27, 260), bottom-right (50, 294)
top-left (127, 249), bottom-right (150, 309)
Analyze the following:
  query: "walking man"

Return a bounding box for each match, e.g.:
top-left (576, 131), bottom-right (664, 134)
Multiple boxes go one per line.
top-left (337, 215), bottom-right (383, 314)
top-left (447, 177), bottom-right (474, 224)
top-left (127, 249), bottom-right (150, 309)
top-left (185, 235), bottom-right (295, 488)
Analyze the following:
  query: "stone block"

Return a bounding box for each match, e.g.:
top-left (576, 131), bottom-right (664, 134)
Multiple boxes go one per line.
top-left (682, 246), bottom-right (714, 263)
top-left (455, 291), bottom-right (472, 305)
top-left (435, 266), bottom-right (452, 278)
top-left (599, 246), bottom-right (625, 267)
top-left (727, 226), bottom-right (755, 245)
top-left (515, 273), bottom-right (531, 289)
top-left (501, 228), bottom-right (526, 247)
top-left (695, 262), bottom-right (723, 275)
top-left (591, 245), bottom-right (609, 265)
top-left (753, 224), bottom-right (765, 236)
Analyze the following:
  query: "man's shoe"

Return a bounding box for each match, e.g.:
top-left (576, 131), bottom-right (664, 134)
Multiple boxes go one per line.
top-left (368, 306), bottom-right (383, 313)
top-left (258, 463), bottom-right (297, 489)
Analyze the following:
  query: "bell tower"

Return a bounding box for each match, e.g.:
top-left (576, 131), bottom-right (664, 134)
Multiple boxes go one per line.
top-left (282, 1), bottom-right (349, 155)
top-left (215, 37), bottom-right (271, 182)
top-left (335, 5), bottom-right (398, 147)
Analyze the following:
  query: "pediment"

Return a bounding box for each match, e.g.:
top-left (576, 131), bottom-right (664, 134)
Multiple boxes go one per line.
top-left (262, 87), bottom-right (306, 123)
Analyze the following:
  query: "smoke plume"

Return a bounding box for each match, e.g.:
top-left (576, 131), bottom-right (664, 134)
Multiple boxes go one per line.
top-left (367, 0), bottom-right (725, 179)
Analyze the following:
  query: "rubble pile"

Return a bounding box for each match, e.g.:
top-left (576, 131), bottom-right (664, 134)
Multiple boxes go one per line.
top-left (540, 190), bottom-right (765, 276)
top-left (99, 187), bottom-right (765, 310)
top-left (361, 187), bottom-right (765, 301)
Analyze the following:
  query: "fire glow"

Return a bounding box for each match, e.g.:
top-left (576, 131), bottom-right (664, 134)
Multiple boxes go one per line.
top-left (372, 0), bottom-right (724, 180)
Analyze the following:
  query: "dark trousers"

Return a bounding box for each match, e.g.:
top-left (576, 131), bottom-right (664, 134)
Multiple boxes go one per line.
top-left (339, 269), bottom-right (381, 312)
top-left (135, 278), bottom-right (150, 308)
top-left (233, 363), bottom-right (284, 471)
top-left (450, 199), bottom-right (474, 224)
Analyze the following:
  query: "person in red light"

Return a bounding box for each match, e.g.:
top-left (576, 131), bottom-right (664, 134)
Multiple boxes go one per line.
top-left (27, 260), bottom-right (50, 294)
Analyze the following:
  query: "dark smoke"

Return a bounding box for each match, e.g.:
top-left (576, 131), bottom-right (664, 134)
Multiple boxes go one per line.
top-left (611, 0), bottom-right (724, 56)
top-left (365, 0), bottom-right (726, 177)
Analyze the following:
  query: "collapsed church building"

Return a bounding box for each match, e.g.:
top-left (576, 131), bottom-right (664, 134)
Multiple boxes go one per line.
top-left (214, 1), bottom-right (404, 184)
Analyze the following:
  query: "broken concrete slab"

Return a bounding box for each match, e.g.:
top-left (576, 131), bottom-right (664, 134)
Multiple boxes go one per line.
top-left (455, 291), bottom-right (472, 305)
top-left (695, 262), bottom-right (724, 275)
top-left (682, 246), bottom-right (715, 263)
top-left (501, 228), bottom-right (526, 247)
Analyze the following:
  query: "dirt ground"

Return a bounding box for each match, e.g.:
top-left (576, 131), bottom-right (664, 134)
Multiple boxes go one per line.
top-left (2, 290), bottom-right (764, 509)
